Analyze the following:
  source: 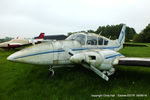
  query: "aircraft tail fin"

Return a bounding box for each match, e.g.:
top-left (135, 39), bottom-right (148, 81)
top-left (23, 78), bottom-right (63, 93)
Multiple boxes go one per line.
top-left (36, 33), bottom-right (45, 39)
top-left (114, 24), bottom-right (126, 51)
top-left (118, 24), bottom-right (126, 44)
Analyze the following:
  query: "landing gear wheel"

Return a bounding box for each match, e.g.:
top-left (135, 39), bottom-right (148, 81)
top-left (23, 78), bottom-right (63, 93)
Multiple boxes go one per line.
top-left (107, 68), bottom-right (115, 76)
top-left (48, 66), bottom-right (54, 76)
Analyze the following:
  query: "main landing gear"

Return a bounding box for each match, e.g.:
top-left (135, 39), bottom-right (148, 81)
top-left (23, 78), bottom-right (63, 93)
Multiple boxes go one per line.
top-left (102, 68), bottom-right (115, 76)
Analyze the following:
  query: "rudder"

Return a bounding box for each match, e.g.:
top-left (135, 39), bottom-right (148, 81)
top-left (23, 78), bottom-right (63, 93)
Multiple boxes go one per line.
top-left (37, 33), bottom-right (45, 39)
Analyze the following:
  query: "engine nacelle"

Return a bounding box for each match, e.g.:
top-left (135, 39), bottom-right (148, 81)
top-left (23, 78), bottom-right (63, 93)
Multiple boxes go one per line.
top-left (70, 51), bottom-right (104, 68)
top-left (70, 50), bottom-right (122, 71)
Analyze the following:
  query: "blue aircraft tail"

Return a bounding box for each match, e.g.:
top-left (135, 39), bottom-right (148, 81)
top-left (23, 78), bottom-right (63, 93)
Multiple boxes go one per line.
top-left (118, 24), bottom-right (126, 45)
top-left (113, 24), bottom-right (126, 51)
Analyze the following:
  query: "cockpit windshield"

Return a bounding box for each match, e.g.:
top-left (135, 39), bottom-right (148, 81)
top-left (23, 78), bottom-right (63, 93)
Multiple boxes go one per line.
top-left (66, 34), bottom-right (86, 45)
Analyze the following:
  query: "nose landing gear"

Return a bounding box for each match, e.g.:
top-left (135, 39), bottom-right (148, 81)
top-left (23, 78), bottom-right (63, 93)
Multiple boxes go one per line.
top-left (48, 66), bottom-right (54, 76)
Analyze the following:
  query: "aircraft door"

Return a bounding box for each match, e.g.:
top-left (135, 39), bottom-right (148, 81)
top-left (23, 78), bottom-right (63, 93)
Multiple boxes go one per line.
top-left (52, 41), bottom-right (66, 65)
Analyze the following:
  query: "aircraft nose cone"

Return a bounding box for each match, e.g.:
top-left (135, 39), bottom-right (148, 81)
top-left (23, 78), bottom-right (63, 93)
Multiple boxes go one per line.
top-left (7, 52), bottom-right (20, 61)
top-left (7, 55), bottom-right (13, 61)
top-left (7, 42), bottom-right (54, 64)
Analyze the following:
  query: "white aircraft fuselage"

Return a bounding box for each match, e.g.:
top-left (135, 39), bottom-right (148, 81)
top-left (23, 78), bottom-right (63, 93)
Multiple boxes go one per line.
top-left (7, 33), bottom-right (124, 70)
top-left (7, 25), bottom-right (128, 81)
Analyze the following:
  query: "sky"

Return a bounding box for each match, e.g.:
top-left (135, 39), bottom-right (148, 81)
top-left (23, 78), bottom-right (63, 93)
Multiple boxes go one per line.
top-left (0, 0), bottom-right (150, 38)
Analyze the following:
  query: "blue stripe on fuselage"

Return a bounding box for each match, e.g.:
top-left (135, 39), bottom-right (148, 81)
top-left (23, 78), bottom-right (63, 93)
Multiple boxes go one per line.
top-left (72, 44), bottom-right (121, 51)
top-left (105, 54), bottom-right (122, 59)
top-left (14, 50), bottom-right (65, 59)
top-left (13, 44), bottom-right (122, 60)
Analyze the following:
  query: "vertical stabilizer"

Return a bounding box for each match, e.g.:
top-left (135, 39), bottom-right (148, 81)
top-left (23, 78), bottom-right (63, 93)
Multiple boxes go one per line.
top-left (118, 24), bottom-right (126, 44)
top-left (36, 33), bottom-right (45, 39)
top-left (114, 24), bottom-right (126, 51)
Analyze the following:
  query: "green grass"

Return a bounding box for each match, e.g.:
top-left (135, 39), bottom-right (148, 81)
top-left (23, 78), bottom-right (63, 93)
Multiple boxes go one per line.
top-left (1, 44), bottom-right (150, 100)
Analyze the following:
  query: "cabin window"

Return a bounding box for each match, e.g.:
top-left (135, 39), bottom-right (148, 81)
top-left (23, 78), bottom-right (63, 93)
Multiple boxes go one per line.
top-left (104, 39), bottom-right (108, 45)
top-left (98, 37), bottom-right (103, 45)
top-left (87, 36), bottom-right (97, 45)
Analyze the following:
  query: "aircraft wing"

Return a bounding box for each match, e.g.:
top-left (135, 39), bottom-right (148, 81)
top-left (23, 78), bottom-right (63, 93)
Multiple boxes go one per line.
top-left (118, 57), bottom-right (150, 67)
top-left (123, 43), bottom-right (148, 47)
top-left (8, 42), bottom-right (31, 48)
top-left (29, 39), bottom-right (53, 45)
top-left (68, 49), bottom-right (150, 81)
top-left (35, 40), bottom-right (53, 42)
top-left (9, 43), bottom-right (22, 46)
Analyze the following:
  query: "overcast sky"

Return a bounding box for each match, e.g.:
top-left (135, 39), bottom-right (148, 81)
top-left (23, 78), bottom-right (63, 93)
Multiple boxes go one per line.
top-left (0, 0), bottom-right (150, 38)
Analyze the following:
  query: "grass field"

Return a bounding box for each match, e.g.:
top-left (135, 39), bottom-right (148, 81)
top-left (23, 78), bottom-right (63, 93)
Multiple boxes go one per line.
top-left (0, 43), bottom-right (150, 100)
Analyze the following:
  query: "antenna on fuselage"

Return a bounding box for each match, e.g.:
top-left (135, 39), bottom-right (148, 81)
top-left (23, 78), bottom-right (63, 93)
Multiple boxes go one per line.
top-left (99, 31), bottom-right (102, 36)
top-left (109, 36), bottom-right (111, 39)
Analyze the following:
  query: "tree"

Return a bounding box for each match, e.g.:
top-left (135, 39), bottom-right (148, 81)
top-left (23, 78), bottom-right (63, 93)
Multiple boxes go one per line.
top-left (133, 34), bottom-right (144, 42)
top-left (133, 23), bottom-right (150, 42)
top-left (87, 29), bottom-right (95, 33)
top-left (95, 24), bottom-right (136, 42)
top-left (0, 37), bottom-right (13, 42)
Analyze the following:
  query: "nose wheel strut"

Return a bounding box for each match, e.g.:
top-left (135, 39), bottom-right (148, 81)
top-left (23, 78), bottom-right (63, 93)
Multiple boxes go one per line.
top-left (48, 66), bottom-right (54, 76)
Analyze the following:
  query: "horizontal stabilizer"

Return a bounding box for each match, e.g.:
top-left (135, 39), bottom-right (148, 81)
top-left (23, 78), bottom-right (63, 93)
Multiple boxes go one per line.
top-left (9, 43), bottom-right (22, 45)
top-left (123, 43), bottom-right (148, 47)
top-left (118, 57), bottom-right (150, 67)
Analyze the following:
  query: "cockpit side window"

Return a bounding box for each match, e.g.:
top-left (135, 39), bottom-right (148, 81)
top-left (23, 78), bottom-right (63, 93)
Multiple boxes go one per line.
top-left (75, 34), bottom-right (85, 45)
top-left (87, 36), bottom-right (97, 45)
top-left (66, 34), bottom-right (86, 45)
top-left (98, 37), bottom-right (103, 45)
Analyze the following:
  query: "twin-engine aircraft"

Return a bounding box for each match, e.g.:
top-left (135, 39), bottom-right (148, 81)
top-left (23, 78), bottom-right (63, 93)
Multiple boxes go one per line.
top-left (0, 33), bottom-right (45, 49)
top-left (7, 25), bottom-right (150, 81)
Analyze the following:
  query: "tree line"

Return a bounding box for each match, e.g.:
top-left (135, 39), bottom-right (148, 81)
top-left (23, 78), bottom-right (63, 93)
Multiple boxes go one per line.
top-left (94, 24), bottom-right (136, 42)
top-left (0, 37), bottom-right (13, 43)
top-left (133, 24), bottom-right (150, 42)
top-left (68, 23), bottom-right (150, 43)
